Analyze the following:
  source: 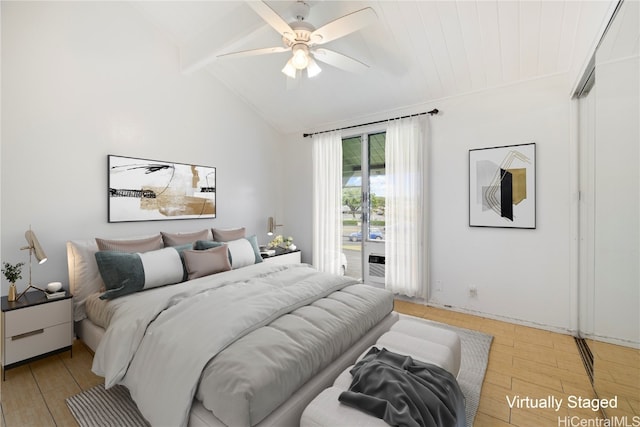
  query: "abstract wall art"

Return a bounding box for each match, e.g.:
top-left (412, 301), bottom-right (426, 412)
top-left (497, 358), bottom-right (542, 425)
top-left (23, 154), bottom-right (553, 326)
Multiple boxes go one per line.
top-left (469, 143), bottom-right (536, 229)
top-left (108, 155), bottom-right (216, 222)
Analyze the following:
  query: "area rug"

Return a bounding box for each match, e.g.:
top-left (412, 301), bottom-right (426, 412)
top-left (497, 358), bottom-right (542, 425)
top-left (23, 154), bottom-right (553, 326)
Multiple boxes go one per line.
top-left (66, 317), bottom-right (492, 427)
top-left (66, 383), bottom-right (149, 427)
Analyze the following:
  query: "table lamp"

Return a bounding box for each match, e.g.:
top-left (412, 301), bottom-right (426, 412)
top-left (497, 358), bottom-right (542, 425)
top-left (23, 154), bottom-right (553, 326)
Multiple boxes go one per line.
top-left (17, 227), bottom-right (48, 301)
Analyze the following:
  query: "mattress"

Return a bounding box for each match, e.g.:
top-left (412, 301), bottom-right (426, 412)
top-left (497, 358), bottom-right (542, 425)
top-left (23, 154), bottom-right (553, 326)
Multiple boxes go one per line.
top-left (86, 263), bottom-right (394, 427)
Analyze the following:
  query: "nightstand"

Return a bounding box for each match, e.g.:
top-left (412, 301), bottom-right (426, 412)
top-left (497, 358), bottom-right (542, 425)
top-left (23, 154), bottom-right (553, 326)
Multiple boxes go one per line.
top-left (1, 290), bottom-right (73, 380)
top-left (262, 248), bottom-right (302, 265)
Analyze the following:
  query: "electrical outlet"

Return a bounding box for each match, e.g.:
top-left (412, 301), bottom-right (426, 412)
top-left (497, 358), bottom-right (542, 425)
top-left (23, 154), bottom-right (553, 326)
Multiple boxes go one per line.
top-left (469, 285), bottom-right (478, 297)
top-left (435, 280), bottom-right (442, 292)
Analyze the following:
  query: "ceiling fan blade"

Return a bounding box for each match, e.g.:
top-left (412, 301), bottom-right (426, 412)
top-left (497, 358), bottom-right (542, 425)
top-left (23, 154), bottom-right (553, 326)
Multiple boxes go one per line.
top-left (247, 1), bottom-right (296, 43)
top-left (312, 48), bottom-right (369, 74)
top-left (310, 7), bottom-right (377, 45)
top-left (218, 46), bottom-right (289, 59)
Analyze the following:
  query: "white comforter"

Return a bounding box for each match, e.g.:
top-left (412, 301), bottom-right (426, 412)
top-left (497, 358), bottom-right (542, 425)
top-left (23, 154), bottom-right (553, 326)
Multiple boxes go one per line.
top-left (92, 263), bottom-right (361, 427)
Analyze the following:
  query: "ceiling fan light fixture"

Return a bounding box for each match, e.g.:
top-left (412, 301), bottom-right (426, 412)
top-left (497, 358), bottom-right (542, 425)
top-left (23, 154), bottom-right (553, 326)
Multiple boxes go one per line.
top-left (291, 44), bottom-right (309, 69)
top-left (306, 57), bottom-right (321, 78)
top-left (239, 1), bottom-right (377, 80)
top-left (282, 59), bottom-right (297, 78)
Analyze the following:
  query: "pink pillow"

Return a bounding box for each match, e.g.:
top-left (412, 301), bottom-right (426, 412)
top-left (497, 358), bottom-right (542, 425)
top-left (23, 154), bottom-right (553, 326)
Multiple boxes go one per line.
top-left (95, 234), bottom-right (163, 252)
top-left (161, 229), bottom-right (212, 246)
top-left (183, 245), bottom-right (231, 280)
top-left (212, 227), bottom-right (246, 242)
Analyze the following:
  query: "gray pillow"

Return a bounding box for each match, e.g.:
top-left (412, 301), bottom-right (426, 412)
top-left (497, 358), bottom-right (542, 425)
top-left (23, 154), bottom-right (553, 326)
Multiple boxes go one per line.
top-left (194, 240), bottom-right (225, 250)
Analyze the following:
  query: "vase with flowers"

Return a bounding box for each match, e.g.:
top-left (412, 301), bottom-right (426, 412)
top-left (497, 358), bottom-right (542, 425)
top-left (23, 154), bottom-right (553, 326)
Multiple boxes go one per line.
top-left (2, 262), bottom-right (24, 302)
top-left (267, 235), bottom-right (296, 251)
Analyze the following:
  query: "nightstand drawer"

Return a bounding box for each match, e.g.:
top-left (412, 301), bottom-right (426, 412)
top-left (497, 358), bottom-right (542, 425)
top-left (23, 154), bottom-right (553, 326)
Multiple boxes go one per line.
top-left (4, 298), bottom-right (72, 337)
top-left (4, 322), bottom-right (72, 365)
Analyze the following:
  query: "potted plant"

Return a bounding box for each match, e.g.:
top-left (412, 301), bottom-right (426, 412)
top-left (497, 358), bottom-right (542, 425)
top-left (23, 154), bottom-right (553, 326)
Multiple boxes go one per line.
top-left (2, 262), bottom-right (24, 302)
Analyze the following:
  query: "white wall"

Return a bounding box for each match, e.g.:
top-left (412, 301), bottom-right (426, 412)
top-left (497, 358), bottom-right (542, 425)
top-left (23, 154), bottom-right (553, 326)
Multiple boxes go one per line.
top-left (281, 135), bottom-right (313, 265)
top-left (285, 74), bottom-right (576, 332)
top-left (428, 75), bottom-right (573, 331)
top-left (1, 2), bottom-right (284, 295)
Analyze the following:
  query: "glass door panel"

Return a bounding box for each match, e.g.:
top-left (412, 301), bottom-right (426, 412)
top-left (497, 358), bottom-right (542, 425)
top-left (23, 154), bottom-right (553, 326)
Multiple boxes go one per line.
top-left (341, 132), bottom-right (386, 282)
top-left (342, 136), bottom-right (362, 279)
top-left (367, 133), bottom-right (386, 243)
top-left (363, 133), bottom-right (386, 287)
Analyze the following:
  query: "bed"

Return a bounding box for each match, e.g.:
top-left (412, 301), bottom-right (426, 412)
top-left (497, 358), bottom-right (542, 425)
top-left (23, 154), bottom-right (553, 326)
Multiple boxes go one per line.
top-left (66, 229), bottom-right (397, 427)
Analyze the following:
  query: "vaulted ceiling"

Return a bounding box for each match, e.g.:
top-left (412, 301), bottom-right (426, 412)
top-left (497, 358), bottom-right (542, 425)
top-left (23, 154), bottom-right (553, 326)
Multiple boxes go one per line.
top-left (132, 1), bottom-right (616, 134)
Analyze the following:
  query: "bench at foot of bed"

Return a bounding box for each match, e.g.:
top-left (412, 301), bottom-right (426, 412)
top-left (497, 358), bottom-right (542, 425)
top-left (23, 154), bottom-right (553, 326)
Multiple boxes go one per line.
top-left (300, 314), bottom-right (462, 426)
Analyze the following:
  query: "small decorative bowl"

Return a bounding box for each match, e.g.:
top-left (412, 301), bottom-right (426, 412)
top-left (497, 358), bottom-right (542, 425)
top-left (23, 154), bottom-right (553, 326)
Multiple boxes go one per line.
top-left (47, 282), bottom-right (62, 292)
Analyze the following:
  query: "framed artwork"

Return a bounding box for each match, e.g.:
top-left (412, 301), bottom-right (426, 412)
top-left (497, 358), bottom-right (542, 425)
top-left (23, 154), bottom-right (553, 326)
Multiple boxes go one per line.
top-left (108, 155), bottom-right (216, 222)
top-left (469, 143), bottom-right (536, 229)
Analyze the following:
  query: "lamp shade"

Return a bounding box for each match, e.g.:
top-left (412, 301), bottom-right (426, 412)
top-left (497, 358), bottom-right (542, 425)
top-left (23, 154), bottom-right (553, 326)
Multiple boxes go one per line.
top-left (25, 229), bottom-right (47, 264)
top-left (306, 57), bottom-right (322, 78)
top-left (291, 45), bottom-right (309, 70)
top-left (281, 59), bottom-right (297, 79)
top-left (267, 217), bottom-right (284, 236)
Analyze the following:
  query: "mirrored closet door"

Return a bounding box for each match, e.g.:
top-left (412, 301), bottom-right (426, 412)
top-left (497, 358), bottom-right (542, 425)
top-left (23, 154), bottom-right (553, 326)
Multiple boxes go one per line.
top-left (577, 0), bottom-right (639, 417)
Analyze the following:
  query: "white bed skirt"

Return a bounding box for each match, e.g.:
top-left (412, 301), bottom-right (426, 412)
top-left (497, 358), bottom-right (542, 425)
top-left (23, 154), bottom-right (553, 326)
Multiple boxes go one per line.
top-left (75, 319), bottom-right (104, 353)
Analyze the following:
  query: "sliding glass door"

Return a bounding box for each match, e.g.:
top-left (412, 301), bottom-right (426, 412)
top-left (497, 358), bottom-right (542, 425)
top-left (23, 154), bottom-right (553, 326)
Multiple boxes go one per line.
top-left (341, 132), bottom-right (386, 283)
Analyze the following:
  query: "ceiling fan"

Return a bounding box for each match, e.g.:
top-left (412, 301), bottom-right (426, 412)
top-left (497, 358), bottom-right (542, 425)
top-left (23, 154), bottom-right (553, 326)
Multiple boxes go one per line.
top-left (218, 1), bottom-right (377, 79)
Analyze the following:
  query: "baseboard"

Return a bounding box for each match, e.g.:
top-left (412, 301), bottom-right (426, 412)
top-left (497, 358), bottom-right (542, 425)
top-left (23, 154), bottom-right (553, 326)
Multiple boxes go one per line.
top-left (424, 301), bottom-right (576, 336)
top-left (396, 298), bottom-right (640, 347)
top-left (578, 332), bottom-right (640, 349)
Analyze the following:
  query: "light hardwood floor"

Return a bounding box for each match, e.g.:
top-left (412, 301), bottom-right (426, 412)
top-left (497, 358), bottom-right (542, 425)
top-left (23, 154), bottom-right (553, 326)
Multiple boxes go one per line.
top-left (1, 300), bottom-right (637, 426)
top-left (393, 301), bottom-right (639, 426)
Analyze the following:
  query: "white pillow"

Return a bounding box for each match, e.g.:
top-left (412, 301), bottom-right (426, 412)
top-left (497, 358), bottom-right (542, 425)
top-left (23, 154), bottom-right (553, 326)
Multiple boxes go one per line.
top-left (139, 248), bottom-right (185, 289)
top-left (226, 239), bottom-right (257, 269)
top-left (67, 239), bottom-right (102, 321)
top-left (226, 235), bottom-right (263, 269)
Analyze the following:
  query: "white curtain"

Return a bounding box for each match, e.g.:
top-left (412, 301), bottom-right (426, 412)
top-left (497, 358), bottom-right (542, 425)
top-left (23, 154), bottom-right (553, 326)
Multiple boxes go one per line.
top-left (385, 116), bottom-right (427, 298)
top-left (312, 131), bottom-right (343, 274)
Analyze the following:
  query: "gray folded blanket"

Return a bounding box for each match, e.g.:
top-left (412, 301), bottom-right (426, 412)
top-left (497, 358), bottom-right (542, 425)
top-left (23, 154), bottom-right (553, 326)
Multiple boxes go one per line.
top-left (338, 347), bottom-right (465, 427)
